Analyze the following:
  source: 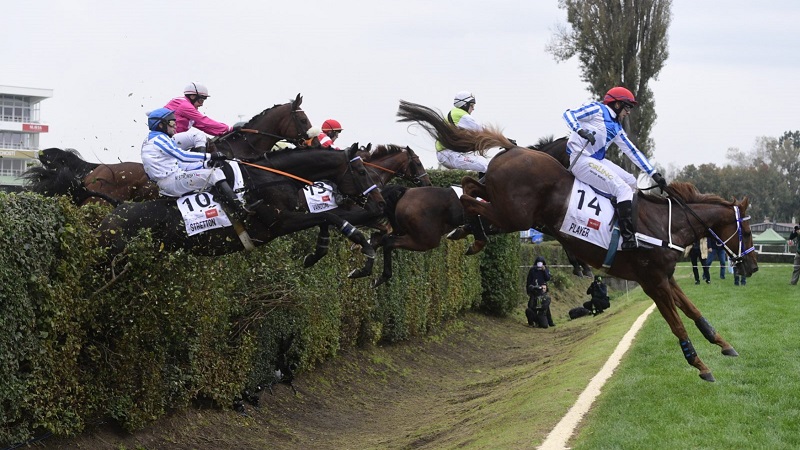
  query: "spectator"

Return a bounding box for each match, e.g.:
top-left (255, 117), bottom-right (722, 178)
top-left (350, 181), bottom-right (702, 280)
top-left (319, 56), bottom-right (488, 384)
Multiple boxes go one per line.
top-left (789, 224), bottom-right (800, 285)
top-left (687, 238), bottom-right (711, 284)
top-left (734, 273), bottom-right (747, 286)
top-left (584, 275), bottom-right (611, 315)
top-left (525, 256), bottom-right (555, 328)
top-left (705, 238), bottom-right (727, 281)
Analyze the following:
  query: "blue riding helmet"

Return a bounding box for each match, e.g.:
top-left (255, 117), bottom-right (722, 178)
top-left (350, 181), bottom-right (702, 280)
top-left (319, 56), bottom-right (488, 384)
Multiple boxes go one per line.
top-left (147, 108), bottom-right (176, 131)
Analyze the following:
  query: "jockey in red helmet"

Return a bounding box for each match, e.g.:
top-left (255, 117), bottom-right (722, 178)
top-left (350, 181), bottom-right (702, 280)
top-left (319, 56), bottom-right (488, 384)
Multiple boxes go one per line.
top-left (562, 86), bottom-right (666, 250)
top-left (318, 119), bottom-right (343, 149)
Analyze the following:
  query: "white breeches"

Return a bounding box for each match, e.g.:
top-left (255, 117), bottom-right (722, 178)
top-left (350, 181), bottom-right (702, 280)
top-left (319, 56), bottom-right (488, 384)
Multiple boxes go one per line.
top-left (173, 129), bottom-right (208, 151)
top-left (436, 149), bottom-right (489, 172)
top-left (156, 167), bottom-right (226, 197)
top-left (569, 154), bottom-right (637, 202)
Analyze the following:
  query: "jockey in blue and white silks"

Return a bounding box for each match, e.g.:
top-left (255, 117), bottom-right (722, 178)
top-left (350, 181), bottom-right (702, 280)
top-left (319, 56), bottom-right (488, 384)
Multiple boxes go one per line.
top-left (562, 86), bottom-right (667, 250)
top-left (141, 108), bottom-right (252, 221)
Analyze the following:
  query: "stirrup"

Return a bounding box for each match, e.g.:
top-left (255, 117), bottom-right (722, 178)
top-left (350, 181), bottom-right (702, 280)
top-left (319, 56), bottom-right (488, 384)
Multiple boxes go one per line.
top-left (243, 199), bottom-right (263, 214)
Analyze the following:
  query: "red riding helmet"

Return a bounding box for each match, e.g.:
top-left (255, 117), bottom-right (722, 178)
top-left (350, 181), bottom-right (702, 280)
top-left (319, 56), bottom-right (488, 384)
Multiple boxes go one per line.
top-left (603, 87), bottom-right (637, 106)
top-left (322, 119), bottom-right (343, 132)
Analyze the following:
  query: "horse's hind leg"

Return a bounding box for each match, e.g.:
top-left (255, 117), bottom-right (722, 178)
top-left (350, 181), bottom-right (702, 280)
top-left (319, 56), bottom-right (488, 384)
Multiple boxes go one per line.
top-left (336, 220), bottom-right (375, 279)
top-left (642, 280), bottom-right (716, 382)
top-left (669, 277), bottom-right (738, 357)
top-left (372, 236), bottom-right (394, 288)
top-left (303, 225), bottom-right (331, 268)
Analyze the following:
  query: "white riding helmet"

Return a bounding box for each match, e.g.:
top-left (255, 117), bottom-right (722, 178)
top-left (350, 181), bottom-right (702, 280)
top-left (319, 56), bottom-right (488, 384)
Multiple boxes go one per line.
top-left (453, 91), bottom-right (476, 108)
top-left (184, 82), bottom-right (210, 97)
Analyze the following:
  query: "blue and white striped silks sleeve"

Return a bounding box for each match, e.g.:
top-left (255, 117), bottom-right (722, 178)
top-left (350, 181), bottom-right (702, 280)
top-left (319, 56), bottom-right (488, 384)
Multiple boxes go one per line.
top-left (152, 134), bottom-right (207, 164)
top-left (563, 102), bottom-right (602, 132)
top-left (614, 131), bottom-right (654, 175)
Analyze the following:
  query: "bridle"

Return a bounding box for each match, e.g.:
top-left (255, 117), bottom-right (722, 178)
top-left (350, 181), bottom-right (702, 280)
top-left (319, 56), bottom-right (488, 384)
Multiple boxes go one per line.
top-left (706, 205), bottom-right (756, 266)
top-left (665, 186), bottom-right (756, 266)
top-left (341, 155), bottom-right (380, 208)
top-left (361, 148), bottom-right (429, 186)
top-left (215, 105), bottom-right (311, 157)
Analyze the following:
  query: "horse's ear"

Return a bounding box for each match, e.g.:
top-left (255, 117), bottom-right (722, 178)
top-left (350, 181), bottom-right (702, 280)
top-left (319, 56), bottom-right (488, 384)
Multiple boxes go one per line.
top-left (740, 197), bottom-right (749, 211)
top-left (294, 93), bottom-right (302, 108)
top-left (345, 143), bottom-right (358, 159)
top-left (365, 143), bottom-right (372, 152)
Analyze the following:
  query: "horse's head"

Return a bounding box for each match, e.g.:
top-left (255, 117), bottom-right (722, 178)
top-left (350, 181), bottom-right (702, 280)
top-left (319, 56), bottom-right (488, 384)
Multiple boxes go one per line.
top-left (674, 184), bottom-right (759, 278)
top-left (722, 196), bottom-right (758, 277)
top-left (219, 93), bottom-right (315, 160)
top-left (361, 144), bottom-right (431, 187)
top-left (341, 144), bottom-right (386, 215)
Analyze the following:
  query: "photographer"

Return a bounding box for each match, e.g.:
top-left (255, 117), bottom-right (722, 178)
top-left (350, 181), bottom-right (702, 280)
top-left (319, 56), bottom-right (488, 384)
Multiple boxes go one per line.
top-left (525, 256), bottom-right (555, 328)
top-left (584, 275), bottom-right (611, 315)
top-left (790, 224), bottom-right (800, 285)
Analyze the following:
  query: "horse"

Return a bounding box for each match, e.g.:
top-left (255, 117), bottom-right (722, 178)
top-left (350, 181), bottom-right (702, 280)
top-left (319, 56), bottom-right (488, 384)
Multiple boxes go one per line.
top-left (299, 144), bottom-right (431, 270)
top-left (98, 145), bottom-right (386, 278)
top-left (22, 94), bottom-right (315, 206)
top-left (369, 185), bottom-right (467, 287)
top-left (358, 144), bottom-right (431, 187)
top-left (397, 100), bottom-right (759, 381)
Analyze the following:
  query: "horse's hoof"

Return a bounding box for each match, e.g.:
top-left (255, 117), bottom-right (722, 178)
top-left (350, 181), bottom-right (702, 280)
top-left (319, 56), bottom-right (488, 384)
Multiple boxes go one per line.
top-left (465, 241), bottom-right (486, 255)
top-left (699, 372), bottom-right (716, 382)
top-left (303, 255), bottom-right (318, 268)
top-left (446, 226), bottom-right (469, 241)
top-left (372, 277), bottom-right (388, 288)
top-left (348, 268), bottom-right (370, 279)
top-left (722, 347), bottom-right (739, 357)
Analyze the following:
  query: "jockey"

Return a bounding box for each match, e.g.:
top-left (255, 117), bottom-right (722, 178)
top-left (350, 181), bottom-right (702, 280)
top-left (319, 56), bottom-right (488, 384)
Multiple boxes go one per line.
top-left (165, 82), bottom-right (233, 152)
top-left (435, 91), bottom-right (489, 176)
top-left (141, 108), bottom-right (250, 220)
top-left (563, 86), bottom-right (667, 250)
top-left (318, 119), bottom-right (343, 149)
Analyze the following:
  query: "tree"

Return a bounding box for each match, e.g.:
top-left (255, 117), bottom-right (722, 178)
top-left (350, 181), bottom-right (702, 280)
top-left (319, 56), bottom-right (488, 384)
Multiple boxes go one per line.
top-left (547, 0), bottom-right (672, 172)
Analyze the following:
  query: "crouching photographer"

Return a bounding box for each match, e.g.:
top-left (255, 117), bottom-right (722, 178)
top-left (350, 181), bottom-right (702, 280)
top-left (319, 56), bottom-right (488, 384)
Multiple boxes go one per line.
top-left (525, 256), bottom-right (555, 328)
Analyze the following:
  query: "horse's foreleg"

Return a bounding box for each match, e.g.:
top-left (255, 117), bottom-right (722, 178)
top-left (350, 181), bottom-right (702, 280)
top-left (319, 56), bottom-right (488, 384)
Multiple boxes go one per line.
top-left (372, 235), bottom-right (394, 288)
top-left (644, 282), bottom-right (715, 382)
top-left (460, 195), bottom-right (495, 255)
top-left (303, 225), bottom-right (331, 268)
top-left (337, 221), bottom-right (375, 279)
top-left (669, 278), bottom-right (738, 357)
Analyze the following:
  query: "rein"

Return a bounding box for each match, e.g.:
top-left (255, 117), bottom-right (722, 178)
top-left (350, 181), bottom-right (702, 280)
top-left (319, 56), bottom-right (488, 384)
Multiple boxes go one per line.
top-left (661, 185), bottom-right (756, 265)
top-left (362, 156), bottom-right (429, 185)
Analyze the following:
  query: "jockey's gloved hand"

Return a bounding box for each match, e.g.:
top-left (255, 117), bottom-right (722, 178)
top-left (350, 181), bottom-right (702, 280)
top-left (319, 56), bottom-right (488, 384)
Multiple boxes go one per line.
top-left (208, 151), bottom-right (228, 167)
top-left (231, 121), bottom-right (246, 132)
top-left (652, 172), bottom-right (667, 189)
top-left (577, 129), bottom-right (596, 145)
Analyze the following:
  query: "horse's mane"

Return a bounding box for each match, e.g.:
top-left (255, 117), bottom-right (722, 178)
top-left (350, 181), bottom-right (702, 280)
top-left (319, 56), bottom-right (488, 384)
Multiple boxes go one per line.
top-left (243, 103), bottom-right (285, 127)
top-left (530, 135), bottom-right (557, 149)
top-left (369, 144), bottom-right (404, 159)
top-left (641, 181), bottom-right (734, 206)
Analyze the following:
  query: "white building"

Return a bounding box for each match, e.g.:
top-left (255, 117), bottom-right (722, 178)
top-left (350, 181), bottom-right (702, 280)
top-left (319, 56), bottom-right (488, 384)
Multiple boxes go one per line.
top-left (0, 85), bottom-right (52, 191)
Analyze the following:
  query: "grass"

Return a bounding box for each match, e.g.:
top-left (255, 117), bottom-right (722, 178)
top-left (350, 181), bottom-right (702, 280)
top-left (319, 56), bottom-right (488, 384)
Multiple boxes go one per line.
top-left (572, 263), bottom-right (800, 450)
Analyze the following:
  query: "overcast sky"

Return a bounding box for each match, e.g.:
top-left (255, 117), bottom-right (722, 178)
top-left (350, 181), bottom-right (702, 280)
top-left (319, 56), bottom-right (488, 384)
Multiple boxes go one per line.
top-left (6, 1), bottom-right (799, 176)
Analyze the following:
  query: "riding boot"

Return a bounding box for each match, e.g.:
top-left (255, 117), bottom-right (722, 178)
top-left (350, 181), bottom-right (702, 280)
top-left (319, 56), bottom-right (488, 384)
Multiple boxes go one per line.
top-left (616, 200), bottom-right (639, 250)
top-left (214, 180), bottom-right (250, 222)
top-left (477, 172), bottom-right (486, 183)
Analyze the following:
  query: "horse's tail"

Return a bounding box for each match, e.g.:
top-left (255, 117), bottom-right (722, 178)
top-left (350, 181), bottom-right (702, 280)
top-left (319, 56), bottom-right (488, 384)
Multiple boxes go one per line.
top-left (20, 164), bottom-right (117, 206)
top-left (397, 101), bottom-right (513, 156)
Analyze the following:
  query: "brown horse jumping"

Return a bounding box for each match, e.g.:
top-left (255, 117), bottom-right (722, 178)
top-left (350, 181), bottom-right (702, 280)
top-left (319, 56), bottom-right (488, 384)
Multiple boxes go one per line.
top-left (397, 100), bottom-right (759, 381)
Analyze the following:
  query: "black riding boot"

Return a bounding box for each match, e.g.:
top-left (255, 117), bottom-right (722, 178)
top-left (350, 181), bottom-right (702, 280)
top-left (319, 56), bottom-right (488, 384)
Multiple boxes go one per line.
top-left (617, 200), bottom-right (638, 250)
top-left (214, 180), bottom-right (250, 221)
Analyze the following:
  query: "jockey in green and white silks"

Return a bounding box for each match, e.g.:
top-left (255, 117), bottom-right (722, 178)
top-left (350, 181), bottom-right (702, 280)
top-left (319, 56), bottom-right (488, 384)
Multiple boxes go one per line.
top-left (435, 91), bottom-right (489, 173)
top-left (562, 86), bottom-right (667, 250)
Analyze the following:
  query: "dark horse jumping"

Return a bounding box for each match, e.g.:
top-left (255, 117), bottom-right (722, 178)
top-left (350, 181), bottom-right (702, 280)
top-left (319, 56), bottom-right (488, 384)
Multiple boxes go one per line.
top-left (23, 94), bottom-right (315, 206)
top-left (99, 146), bottom-right (385, 278)
top-left (300, 144), bottom-right (432, 271)
top-left (397, 100), bottom-right (759, 381)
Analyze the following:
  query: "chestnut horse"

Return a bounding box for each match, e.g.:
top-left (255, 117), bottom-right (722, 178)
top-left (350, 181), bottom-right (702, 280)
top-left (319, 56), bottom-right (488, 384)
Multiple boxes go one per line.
top-left (23, 94), bottom-right (314, 206)
top-left (397, 100), bottom-right (759, 381)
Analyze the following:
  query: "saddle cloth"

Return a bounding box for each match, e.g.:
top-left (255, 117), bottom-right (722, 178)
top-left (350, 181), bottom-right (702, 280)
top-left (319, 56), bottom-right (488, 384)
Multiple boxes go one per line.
top-left (176, 161), bottom-right (246, 237)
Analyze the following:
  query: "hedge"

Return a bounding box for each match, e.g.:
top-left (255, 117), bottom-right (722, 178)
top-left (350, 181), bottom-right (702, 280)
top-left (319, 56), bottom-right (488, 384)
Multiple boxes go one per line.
top-left (0, 169), bottom-right (520, 445)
